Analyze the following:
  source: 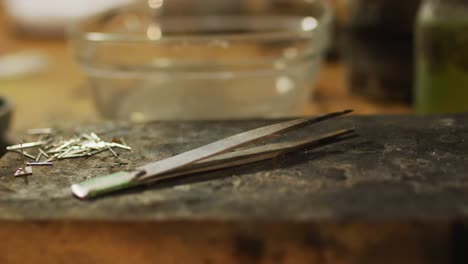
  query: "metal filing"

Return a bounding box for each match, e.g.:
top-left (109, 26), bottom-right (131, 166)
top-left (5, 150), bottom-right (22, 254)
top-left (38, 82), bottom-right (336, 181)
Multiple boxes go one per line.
top-left (6, 130), bottom-right (132, 171)
top-left (26, 162), bottom-right (53, 166)
top-left (13, 142), bottom-right (33, 177)
top-left (27, 128), bottom-right (55, 135)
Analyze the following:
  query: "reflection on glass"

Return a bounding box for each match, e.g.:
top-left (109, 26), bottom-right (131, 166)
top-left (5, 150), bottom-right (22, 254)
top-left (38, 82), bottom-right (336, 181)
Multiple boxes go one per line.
top-left (276, 76), bottom-right (295, 95)
top-left (146, 23), bottom-right (162, 40)
top-left (148, 0), bottom-right (163, 9)
top-left (301, 17), bottom-right (318, 31)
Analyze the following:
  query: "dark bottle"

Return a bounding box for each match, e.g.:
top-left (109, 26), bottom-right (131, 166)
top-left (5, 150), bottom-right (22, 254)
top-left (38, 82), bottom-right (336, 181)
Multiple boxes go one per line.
top-left (344, 0), bottom-right (421, 103)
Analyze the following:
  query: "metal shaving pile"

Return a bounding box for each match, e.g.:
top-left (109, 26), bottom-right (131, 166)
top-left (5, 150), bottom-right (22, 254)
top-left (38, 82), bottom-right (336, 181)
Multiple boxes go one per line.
top-left (6, 128), bottom-right (131, 173)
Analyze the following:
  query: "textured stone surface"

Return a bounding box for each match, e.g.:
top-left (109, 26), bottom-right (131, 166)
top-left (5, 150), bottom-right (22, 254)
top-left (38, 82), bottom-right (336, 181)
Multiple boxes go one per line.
top-left (0, 114), bottom-right (467, 221)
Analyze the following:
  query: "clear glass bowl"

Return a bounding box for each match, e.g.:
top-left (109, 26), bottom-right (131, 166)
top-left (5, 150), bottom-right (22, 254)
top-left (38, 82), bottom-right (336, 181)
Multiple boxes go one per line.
top-left (69, 0), bottom-right (332, 121)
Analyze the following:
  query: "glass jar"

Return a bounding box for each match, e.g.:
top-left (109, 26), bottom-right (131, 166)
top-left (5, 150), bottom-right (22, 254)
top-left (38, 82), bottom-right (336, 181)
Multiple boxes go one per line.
top-left (415, 0), bottom-right (468, 114)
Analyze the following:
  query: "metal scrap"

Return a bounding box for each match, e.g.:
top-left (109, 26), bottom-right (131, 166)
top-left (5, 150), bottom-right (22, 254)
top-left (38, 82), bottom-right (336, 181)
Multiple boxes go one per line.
top-left (27, 128), bottom-right (55, 135)
top-left (7, 141), bottom-right (48, 150)
top-left (14, 166), bottom-right (32, 177)
top-left (26, 162), bottom-right (53, 166)
top-left (6, 129), bottom-right (132, 173)
top-left (14, 141), bottom-right (33, 177)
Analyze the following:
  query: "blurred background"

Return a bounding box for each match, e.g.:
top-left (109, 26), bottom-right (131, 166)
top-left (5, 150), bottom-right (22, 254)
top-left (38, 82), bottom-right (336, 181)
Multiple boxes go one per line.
top-left (0, 0), bottom-right (465, 132)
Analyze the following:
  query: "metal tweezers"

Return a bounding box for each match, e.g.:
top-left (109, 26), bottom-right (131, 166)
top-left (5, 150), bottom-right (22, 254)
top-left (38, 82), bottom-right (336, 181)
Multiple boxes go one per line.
top-left (71, 110), bottom-right (354, 199)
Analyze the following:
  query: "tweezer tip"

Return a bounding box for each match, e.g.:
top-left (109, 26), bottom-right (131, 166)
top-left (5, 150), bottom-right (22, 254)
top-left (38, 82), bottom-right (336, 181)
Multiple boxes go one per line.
top-left (71, 184), bottom-right (89, 199)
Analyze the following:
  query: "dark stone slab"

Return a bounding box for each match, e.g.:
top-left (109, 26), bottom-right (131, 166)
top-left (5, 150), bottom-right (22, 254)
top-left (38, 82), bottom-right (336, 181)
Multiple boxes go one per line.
top-left (0, 114), bottom-right (467, 221)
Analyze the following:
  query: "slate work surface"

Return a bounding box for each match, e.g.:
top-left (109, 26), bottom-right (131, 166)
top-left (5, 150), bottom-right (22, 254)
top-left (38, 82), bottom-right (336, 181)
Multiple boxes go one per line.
top-left (0, 114), bottom-right (467, 221)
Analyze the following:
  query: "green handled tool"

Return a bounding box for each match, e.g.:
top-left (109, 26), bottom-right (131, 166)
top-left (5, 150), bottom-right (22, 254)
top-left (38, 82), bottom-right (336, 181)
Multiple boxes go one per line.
top-left (71, 110), bottom-right (354, 199)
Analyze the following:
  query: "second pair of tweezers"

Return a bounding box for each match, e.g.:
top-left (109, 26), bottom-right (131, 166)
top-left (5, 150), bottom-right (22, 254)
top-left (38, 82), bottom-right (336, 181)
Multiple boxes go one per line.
top-left (71, 109), bottom-right (354, 199)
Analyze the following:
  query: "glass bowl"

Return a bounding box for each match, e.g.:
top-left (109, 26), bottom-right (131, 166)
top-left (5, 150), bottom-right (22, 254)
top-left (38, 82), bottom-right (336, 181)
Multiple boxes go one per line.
top-left (69, 0), bottom-right (332, 121)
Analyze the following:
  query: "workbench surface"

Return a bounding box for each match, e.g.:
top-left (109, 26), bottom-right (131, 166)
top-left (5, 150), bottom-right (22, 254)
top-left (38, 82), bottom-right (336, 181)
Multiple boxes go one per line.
top-left (0, 114), bottom-right (467, 221)
top-left (1, 114), bottom-right (467, 264)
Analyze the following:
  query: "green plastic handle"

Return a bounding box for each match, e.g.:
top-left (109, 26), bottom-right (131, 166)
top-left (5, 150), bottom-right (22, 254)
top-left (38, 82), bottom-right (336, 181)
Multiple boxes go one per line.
top-left (71, 170), bottom-right (144, 199)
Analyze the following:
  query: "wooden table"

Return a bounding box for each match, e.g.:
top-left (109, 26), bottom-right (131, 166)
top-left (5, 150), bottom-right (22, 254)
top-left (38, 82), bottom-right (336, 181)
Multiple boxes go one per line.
top-left (1, 114), bottom-right (467, 263)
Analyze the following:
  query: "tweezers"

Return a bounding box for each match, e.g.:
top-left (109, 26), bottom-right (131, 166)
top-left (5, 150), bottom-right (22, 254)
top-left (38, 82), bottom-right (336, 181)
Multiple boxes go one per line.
top-left (71, 109), bottom-right (354, 199)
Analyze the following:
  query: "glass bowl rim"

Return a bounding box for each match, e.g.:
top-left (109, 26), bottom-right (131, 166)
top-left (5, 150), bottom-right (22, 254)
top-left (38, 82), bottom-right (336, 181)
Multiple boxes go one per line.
top-left (68, 0), bottom-right (333, 44)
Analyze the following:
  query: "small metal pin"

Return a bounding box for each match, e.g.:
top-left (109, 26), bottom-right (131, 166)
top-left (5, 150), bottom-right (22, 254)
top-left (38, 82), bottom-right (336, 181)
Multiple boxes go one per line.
top-left (23, 151), bottom-right (36, 160)
top-left (57, 148), bottom-right (73, 159)
top-left (20, 141), bottom-right (26, 171)
top-left (14, 141), bottom-right (33, 177)
top-left (82, 141), bottom-right (107, 150)
top-left (39, 148), bottom-right (49, 158)
top-left (27, 162), bottom-right (53, 166)
top-left (14, 166), bottom-right (32, 177)
top-left (61, 155), bottom-right (87, 159)
top-left (108, 147), bottom-right (118, 158)
top-left (7, 141), bottom-right (48, 150)
top-left (67, 148), bottom-right (88, 155)
top-left (45, 153), bottom-right (59, 162)
top-left (110, 142), bottom-right (131, 150)
top-left (88, 148), bottom-right (107, 156)
top-left (35, 152), bottom-right (42, 162)
top-left (90, 133), bottom-right (101, 141)
top-left (27, 128), bottom-right (54, 135)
